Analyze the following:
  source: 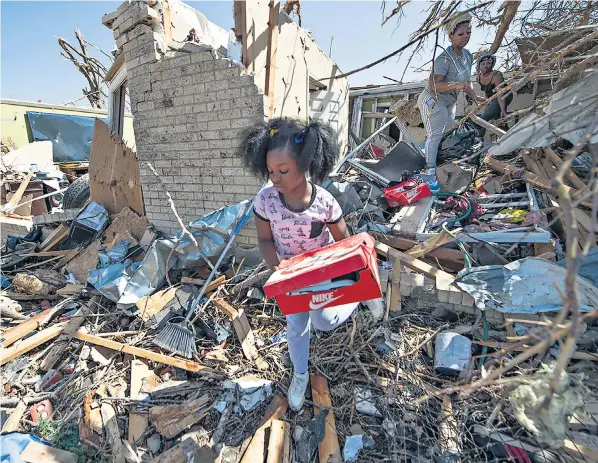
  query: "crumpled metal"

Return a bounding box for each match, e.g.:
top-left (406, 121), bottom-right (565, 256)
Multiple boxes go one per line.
top-left (88, 240), bottom-right (141, 302)
top-left (117, 201), bottom-right (259, 305)
top-left (488, 68), bottom-right (598, 157)
top-left (454, 257), bottom-right (598, 313)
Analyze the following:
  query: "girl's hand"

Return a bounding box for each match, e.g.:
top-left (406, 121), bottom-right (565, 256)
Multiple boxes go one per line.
top-left (500, 110), bottom-right (508, 118)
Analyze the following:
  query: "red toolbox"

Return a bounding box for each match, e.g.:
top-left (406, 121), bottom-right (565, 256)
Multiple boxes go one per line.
top-left (383, 179), bottom-right (431, 207)
top-left (263, 233), bottom-right (382, 316)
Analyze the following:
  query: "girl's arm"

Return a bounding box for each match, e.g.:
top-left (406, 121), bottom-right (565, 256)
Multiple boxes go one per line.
top-left (328, 217), bottom-right (350, 242)
top-left (492, 72), bottom-right (508, 117)
top-left (255, 217), bottom-right (280, 269)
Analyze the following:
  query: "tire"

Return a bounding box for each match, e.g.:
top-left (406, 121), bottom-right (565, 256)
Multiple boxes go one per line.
top-left (63, 174), bottom-right (90, 209)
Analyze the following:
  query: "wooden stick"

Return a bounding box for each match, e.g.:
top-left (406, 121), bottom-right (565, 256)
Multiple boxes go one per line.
top-left (390, 257), bottom-right (402, 312)
top-left (22, 250), bottom-right (71, 258)
top-left (267, 420), bottom-right (287, 463)
top-left (0, 306), bottom-right (60, 348)
top-left (406, 229), bottom-right (456, 259)
top-left (1, 171), bottom-right (34, 213)
top-left (73, 331), bottom-right (221, 376)
top-left (240, 395), bottom-right (288, 463)
top-left (181, 275), bottom-right (226, 292)
top-left (373, 233), bottom-right (465, 265)
top-left (0, 324), bottom-right (65, 366)
top-left (53, 247), bottom-right (82, 270)
top-left (128, 359), bottom-right (150, 444)
top-left (439, 395), bottom-right (461, 457)
top-left (311, 375), bottom-right (342, 463)
top-left (265, 0), bottom-right (280, 119)
top-left (471, 114), bottom-right (506, 137)
top-left (1, 400), bottom-right (27, 434)
top-left (375, 241), bottom-right (455, 281)
top-left (543, 147), bottom-right (589, 192)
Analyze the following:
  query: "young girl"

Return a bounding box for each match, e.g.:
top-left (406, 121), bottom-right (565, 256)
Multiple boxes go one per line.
top-left (238, 118), bottom-right (358, 411)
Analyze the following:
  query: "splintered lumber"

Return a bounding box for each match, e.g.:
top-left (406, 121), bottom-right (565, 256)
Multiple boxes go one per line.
top-left (374, 241), bottom-right (455, 281)
top-left (240, 395), bottom-right (288, 463)
top-left (0, 323), bottom-right (65, 366)
top-left (311, 375), bottom-right (342, 463)
top-left (373, 233), bottom-right (465, 265)
top-left (267, 420), bottom-right (288, 463)
top-left (20, 441), bottom-right (76, 463)
top-left (1, 171), bottom-right (34, 213)
top-left (390, 258), bottom-right (402, 312)
top-left (23, 250), bottom-right (71, 258)
top-left (150, 437), bottom-right (216, 463)
top-left (0, 305), bottom-right (61, 347)
top-left (53, 247), bottom-right (82, 270)
top-left (543, 147), bottom-right (588, 192)
top-left (73, 331), bottom-right (221, 376)
top-left (41, 298), bottom-right (97, 371)
top-left (1, 400), bottom-right (27, 434)
top-left (439, 395), bottom-right (461, 457)
top-left (213, 298), bottom-right (269, 371)
top-left (181, 275), bottom-right (226, 293)
top-left (39, 224), bottom-right (69, 252)
top-left (128, 360), bottom-right (151, 444)
top-left (101, 403), bottom-right (126, 463)
top-left (470, 114), bottom-right (506, 137)
top-left (406, 229), bottom-right (456, 259)
top-left (149, 395), bottom-right (211, 439)
top-left (56, 284), bottom-right (84, 296)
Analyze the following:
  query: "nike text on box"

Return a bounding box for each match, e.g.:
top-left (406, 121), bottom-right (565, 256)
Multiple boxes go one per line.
top-left (263, 233), bottom-right (382, 316)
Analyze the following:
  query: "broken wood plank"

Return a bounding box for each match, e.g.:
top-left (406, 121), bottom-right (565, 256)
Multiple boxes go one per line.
top-left (101, 402), bottom-right (126, 463)
top-left (88, 119), bottom-right (145, 216)
top-left (0, 323), bottom-right (65, 366)
top-left (1, 400), bottom-right (26, 434)
top-left (390, 257), bottom-right (402, 312)
top-left (0, 305), bottom-right (61, 348)
top-left (41, 298), bottom-right (97, 372)
top-left (52, 247), bottom-right (82, 271)
top-left (128, 359), bottom-right (151, 444)
top-left (240, 395), bottom-right (288, 463)
top-left (267, 419), bottom-right (287, 463)
top-left (439, 395), bottom-right (461, 457)
top-left (406, 229), bottom-right (456, 259)
top-left (150, 395), bottom-right (211, 439)
top-left (21, 441), bottom-right (76, 463)
top-left (213, 298), bottom-right (269, 371)
top-left (2, 293), bottom-right (61, 302)
top-left (22, 250), bottom-right (71, 258)
top-left (543, 147), bottom-right (588, 192)
top-left (471, 114), bottom-right (506, 137)
top-left (39, 224), bottom-right (69, 252)
top-left (375, 241), bottom-right (455, 281)
top-left (1, 171), bottom-right (34, 213)
top-left (265, 0), bottom-right (280, 119)
top-left (56, 284), bottom-right (85, 296)
top-left (73, 331), bottom-right (221, 376)
top-left (311, 375), bottom-right (342, 463)
top-left (373, 233), bottom-right (465, 265)
top-left (181, 275), bottom-right (226, 293)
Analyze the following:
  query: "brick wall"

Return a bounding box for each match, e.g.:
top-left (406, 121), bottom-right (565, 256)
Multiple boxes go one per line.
top-left (109, 2), bottom-right (263, 244)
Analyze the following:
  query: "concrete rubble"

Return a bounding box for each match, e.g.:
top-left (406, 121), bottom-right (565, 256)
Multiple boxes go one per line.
top-left (1, 1), bottom-right (597, 463)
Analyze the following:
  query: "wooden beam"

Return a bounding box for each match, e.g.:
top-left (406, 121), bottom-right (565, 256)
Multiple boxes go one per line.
top-left (0, 306), bottom-right (61, 348)
top-left (128, 359), bottom-right (150, 444)
top-left (311, 375), bottom-right (342, 463)
top-left (1, 400), bottom-right (27, 434)
top-left (101, 403), bottom-right (126, 463)
top-left (20, 441), bottom-right (76, 463)
top-left (1, 171), bottom-right (34, 213)
top-left (264, 1), bottom-right (280, 118)
top-left (267, 420), bottom-right (287, 463)
top-left (0, 323), bottom-right (65, 366)
top-left (73, 331), bottom-right (221, 376)
top-left (56, 284), bottom-right (85, 296)
top-left (485, 156), bottom-right (566, 194)
top-left (406, 229), bottom-right (456, 259)
top-left (213, 298), bottom-right (269, 371)
top-left (23, 250), bottom-right (71, 258)
top-left (543, 147), bottom-right (589, 192)
top-left (39, 224), bottom-right (69, 252)
top-left (162, 0), bottom-right (172, 42)
top-left (181, 275), bottom-right (226, 293)
top-left (390, 258), bottom-right (402, 312)
top-left (53, 247), bottom-right (82, 270)
top-left (240, 395), bottom-right (288, 463)
top-left (375, 241), bottom-right (455, 281)
top-left (471, 114), bottom-right (506, 137)
top-left (372, 233), bottom-right (465, 265)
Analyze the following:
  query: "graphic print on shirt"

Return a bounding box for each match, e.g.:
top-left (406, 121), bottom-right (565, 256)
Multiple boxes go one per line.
top-left (254, 184), bottom-right (343, 257)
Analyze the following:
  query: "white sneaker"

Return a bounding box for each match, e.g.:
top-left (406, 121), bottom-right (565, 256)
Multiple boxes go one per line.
top-left (288, 371), bottom-right (309, 411)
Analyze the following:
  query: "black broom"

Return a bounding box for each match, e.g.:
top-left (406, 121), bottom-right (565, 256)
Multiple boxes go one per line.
top-left (154, 202), bottom-right (255, 357)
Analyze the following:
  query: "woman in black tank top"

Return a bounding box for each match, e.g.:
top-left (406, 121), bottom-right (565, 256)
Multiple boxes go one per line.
top-left (476, 53), bottom-right (513, 122)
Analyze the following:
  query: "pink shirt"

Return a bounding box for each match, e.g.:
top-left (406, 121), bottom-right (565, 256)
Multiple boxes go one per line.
top-left (254, 183), bottom-right (343, 258)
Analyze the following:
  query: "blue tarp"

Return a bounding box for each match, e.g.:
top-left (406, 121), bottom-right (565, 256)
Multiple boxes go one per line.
top-left (0, 433), bottom-right (50, 463)
top-left (26, 111), bottom-right (106, 162)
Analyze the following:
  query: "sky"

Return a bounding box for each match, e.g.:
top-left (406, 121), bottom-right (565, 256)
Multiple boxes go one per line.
top-left (1, 1), bottom-right (494, 108)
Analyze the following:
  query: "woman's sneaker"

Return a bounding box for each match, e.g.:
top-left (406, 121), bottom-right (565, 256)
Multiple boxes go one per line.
top-left (288, 371), bottom-right (309, 411)
top-left (415, 174), bottom-right (440, 193)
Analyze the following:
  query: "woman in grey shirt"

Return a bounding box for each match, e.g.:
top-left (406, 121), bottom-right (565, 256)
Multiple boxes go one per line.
top-left (417, 12), bottom-right (477, 190)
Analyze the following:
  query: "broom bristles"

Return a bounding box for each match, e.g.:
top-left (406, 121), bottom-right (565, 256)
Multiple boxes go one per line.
top-left (154, 322), bottom-right (197, 358)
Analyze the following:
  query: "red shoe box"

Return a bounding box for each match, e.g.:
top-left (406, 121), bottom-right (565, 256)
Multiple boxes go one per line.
top-left (383, 180), bottom-right (431, 207)
top-left (263, 233), bottom-right (382, 316)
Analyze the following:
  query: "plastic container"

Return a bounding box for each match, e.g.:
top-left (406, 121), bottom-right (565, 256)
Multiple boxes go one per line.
top-left (434, 331), bottom-right (472, 376)
top-left (383, 180), bottom-right (431, 207)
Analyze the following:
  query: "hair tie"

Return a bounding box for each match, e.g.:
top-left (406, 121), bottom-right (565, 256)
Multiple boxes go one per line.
top-left (269, 128), bottom-right (278, 137)
top-left (294, 127), bottom-right (309, 144)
